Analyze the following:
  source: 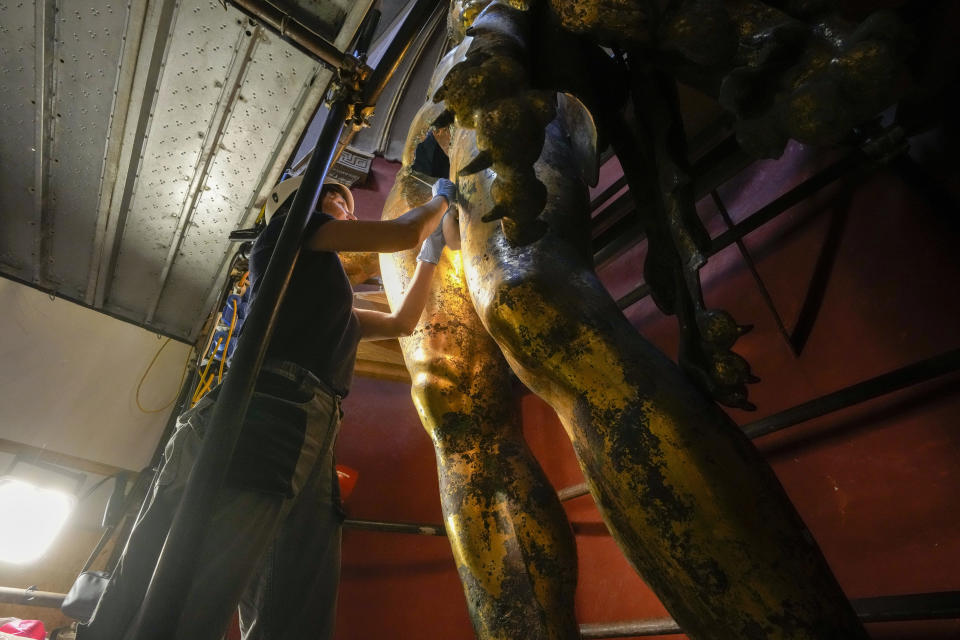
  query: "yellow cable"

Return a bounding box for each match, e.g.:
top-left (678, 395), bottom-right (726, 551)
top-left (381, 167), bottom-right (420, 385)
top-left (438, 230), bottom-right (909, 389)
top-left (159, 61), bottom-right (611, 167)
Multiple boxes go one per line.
top-left (193, 338), bottom-right (223, 404)
top-left (136, 338), bottom-right (193, 414)
top-left (191, 377), bottom-right (204, 407)
top-left (191, 373), bottom-right (215, 407)
top-left (193, 338), bottom-right (223, 402)
top-left (190, 271), bottom-right (248, 406)
top-left (191, 373), bottom-right (207, 406)
top-left (216, 299), bottom-right (238, 385)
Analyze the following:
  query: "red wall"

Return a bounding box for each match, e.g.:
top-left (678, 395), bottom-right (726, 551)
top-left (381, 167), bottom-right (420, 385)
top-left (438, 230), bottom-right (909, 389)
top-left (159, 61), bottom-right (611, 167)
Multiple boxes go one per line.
top-left (335, 158), bottom-right (477, 638)
top-left (332, 148), bottom-right (960, 637)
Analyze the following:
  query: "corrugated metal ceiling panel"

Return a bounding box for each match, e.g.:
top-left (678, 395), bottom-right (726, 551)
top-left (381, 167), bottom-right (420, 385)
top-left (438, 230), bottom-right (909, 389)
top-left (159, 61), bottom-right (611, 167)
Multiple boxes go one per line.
top-left (47, 2), bottom-right (129, 297)
top-left (105, 2), bottom-right (269, 327)
top-left (0, 0), bottom-right (372, 341)
top-left (151, 28), bottom-right (326, 335)
top-left (0, 0), bottom-right (40, 281)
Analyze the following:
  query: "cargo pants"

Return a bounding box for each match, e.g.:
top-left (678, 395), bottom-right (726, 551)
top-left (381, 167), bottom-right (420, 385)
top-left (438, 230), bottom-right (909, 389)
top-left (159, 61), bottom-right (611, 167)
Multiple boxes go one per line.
top-left (78, 361), bottom-right (344, 640)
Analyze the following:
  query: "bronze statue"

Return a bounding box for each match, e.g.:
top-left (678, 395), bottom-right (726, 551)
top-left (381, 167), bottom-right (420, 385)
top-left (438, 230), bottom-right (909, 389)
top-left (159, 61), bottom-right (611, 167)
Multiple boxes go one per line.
top-left (379, 1), bottom-right (903, 637)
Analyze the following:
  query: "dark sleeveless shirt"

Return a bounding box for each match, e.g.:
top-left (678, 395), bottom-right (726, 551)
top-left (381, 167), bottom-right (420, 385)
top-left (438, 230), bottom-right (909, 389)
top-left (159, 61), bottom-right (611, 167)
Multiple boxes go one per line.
top-left (247, 212), bottom-right (360, 396)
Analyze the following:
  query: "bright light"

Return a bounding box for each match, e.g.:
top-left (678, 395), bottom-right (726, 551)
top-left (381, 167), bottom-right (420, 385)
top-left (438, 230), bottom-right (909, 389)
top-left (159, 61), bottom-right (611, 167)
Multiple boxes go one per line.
top-left (0, 477), bottom-right (75, 564)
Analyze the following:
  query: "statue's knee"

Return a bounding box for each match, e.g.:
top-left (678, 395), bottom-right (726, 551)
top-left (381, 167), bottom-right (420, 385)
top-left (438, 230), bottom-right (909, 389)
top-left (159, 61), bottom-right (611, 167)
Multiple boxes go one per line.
top-left (409, 350), bottom-right (464, 390)
top-left (473, 270), bottom-right (534, 332)
top-left (408, 355), bottom-right (468, 423)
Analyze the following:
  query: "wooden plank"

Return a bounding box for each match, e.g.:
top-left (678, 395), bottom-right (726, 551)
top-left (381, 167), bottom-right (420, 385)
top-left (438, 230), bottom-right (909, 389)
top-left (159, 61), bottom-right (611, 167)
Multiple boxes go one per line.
top-left (0, 438), bottom-right (134, 476)
top-left (353, 359), bottom-right (411, 383)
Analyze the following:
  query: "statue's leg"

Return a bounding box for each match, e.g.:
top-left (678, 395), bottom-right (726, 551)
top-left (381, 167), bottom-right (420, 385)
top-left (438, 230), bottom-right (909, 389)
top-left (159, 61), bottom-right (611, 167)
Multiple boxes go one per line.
top-left (379, 169), bottom-right (579, 640)
top-left (452, 122), bottom-right (868, 639)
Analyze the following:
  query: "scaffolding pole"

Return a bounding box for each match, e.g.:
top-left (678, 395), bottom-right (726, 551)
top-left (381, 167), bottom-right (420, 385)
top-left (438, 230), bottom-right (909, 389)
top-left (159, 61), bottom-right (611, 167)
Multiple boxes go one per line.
top-left (120, 2), bottom-right (443, 636)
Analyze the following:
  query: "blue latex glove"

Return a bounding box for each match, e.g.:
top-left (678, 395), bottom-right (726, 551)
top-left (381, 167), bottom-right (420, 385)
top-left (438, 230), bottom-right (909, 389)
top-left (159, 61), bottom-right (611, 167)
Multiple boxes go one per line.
top-left (431, 178), bottom-right (457, 207)
top-left (416, 213), bottom-right (449, 264)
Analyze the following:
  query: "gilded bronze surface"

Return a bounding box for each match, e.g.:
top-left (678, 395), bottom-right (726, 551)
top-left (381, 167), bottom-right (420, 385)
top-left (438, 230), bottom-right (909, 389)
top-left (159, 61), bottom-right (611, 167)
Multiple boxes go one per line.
top-left (339, 251), bottom-right (381, 286)
top-left (451, 119), bottom-right (867, 638)
top-left (380, 101), bottom-right (578, 639)
top-left (380, 0), bottom-right (905, 637)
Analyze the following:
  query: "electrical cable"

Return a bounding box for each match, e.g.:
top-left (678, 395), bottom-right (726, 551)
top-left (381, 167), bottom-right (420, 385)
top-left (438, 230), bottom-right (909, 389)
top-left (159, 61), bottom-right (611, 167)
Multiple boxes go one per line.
top-left (190, 375), bottom-right (208, 407)
top-left (136, 338), bottom-right (193, 414)
top-left (199, 374), bottom-right (214, 398)
top-left (192, 336), bottom-right (225, 405)
top-left (216, 299), bottom-right (239, 385)
top-left (192, 338), bottom-right (223, 406)
top-left (191, 263), bottom-right (248, 406)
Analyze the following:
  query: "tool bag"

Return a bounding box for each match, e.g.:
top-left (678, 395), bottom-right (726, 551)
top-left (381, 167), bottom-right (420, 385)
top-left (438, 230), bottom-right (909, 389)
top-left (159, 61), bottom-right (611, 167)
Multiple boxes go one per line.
top-left (61, 571), bottom-right (111, 623)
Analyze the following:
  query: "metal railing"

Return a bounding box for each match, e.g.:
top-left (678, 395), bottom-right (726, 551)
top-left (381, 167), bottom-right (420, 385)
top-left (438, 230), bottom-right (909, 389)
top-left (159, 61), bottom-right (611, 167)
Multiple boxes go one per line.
top-left (5, 585), bottom-right (956, 638)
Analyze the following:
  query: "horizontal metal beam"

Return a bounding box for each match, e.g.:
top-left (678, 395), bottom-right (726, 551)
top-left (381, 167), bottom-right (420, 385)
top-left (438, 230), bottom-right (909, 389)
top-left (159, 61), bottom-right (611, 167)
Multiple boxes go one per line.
top-left (855, 590), bottom-right (960, 623)
top-left (615, 283), bottom-right (651, 311)
top-left (580, 617), bottom-right (680, 638)
top-left (557, 348), bottom-right (960, 501)
top-left (579, 591), bottom-right (960, 637)
top-left (592, 193), bottom-right (642, 266)
top-left (742, 348), bottom-right (960, 439)
top-left (3, 582), bottom-right (955, 638)
top-left (344, 518), bottom-right (446, 536)
top-left (707, 153), bottom-right (860, 257)
top-left (0, 271), bottom-right (193, 344)
top-left (612, 151), bottom-right (859, 309)
top-left (592, 134), bottom-right (752, 271)
top-left (0, 586), bottom-right (66, 609)
top-left (590, 175), bottom-right (627, 211)
top-left (0, 437), bottom-right (135, 477)
top-left (558, 483), bottom-right (591, 502)
top-left (229, 0), bottom-right (356, 70)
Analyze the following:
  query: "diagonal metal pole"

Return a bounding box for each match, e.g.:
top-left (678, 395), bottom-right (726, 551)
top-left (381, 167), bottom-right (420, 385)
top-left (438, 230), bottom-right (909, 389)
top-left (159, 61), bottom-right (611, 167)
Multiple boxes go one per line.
top-left (123, 96), bottom-right (350, 640)
top-left (710, 190), bottom-right (795, 352)
top-left (123, 3), bottom-right (440, 637)
top-left (558, 348), bottom-right (960, 501)
top-left (331, 0), bottom-right (442, 166)
top-left (361, 0), bottom-right (440, 107)
top-left (615, 152), bottom-right (861, 310)
top-left (742, 347), bottom-right (960, 439)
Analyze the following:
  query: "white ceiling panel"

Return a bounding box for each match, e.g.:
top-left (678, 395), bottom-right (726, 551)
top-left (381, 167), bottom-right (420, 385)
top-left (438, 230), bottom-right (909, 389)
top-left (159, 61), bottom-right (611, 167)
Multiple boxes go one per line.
top-left (0, 278), bottom-right (191, 471)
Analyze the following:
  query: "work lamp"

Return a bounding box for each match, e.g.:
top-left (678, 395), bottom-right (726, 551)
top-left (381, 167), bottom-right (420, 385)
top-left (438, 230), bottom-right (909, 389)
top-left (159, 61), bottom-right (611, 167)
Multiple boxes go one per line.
top-left (0, 458), bottom-right (83, 564)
